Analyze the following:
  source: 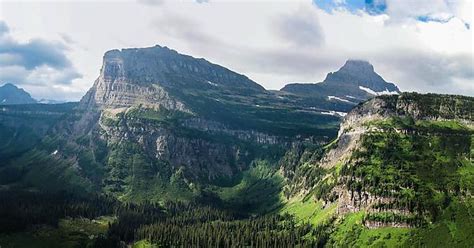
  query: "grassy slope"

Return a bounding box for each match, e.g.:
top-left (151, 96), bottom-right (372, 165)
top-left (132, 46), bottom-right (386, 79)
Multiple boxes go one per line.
top-left (280, 197), bottom-right (336, 226)
top-left (279, 115), bottom-right (474, 247)
top-left (213, 160), bottom-right (285, 214)
top-left (330, 118), bottom-right (473, 247)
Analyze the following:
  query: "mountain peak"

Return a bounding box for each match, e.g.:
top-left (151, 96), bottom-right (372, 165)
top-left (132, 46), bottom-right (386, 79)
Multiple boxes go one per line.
top-left (83, 45), bottom-right (266, 110)
top-left (1, 83), bottom-right (19, 89)
top-left (339, 59), bottom-right (374, 73)
top-left (99, 45), bottom-right (264, 91)
top-left (0, 83), bottom-right (37, 105)
top-left (323, 59), bottom-right (399, 93)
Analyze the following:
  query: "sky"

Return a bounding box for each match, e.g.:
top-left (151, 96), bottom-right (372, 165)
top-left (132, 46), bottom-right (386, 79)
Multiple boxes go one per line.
top-left (0, 0), bottom-right (472, 101)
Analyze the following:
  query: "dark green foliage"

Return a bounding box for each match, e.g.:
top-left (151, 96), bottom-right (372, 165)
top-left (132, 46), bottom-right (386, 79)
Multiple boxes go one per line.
top-left (0, 190), bottom-right (116, 233)
top-left (96, 202), bottom-right (328, 248)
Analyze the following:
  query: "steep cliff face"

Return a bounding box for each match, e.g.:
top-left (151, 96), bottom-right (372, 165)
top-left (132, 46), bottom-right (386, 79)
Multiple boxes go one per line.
top-left (80, 48), bottom-right (189, 112)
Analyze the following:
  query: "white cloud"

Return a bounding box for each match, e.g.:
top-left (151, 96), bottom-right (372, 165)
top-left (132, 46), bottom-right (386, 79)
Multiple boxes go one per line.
top-left (384, 0), bottom-right (472, 26)
top-left (0, 0), bottom-right (472, 101)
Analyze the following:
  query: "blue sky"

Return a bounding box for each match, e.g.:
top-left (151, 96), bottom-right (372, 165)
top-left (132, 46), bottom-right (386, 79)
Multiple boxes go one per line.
top-left (0, 0), bottom-right (472, 100)
top-left (314, 0), bottom-right (470, 27)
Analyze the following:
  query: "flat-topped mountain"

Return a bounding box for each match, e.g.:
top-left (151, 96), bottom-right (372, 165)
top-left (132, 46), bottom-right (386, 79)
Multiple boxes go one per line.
top-left (280, 60), bottom-right (400, 106)
top-left (15, 45), bottom-right (340, 205)
top-left (0, 83), bottom-right (37, 105)
top-left (81, 45), bottom-right (265, 111)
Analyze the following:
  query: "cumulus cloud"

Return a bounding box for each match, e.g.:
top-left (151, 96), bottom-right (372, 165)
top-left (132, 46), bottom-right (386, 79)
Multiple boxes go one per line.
top-left (0, 20), bottom-right (81, 99)
top-left (0, 38), bottom-right (71, 69)
top-left (0, 0), bottom-right (472, 100)
top-left (371, 49), bottom-right (473, 95)
top-left (316, 0), bottom-right (471, 28)
top-left (273, 7), bottom-right (325, 48)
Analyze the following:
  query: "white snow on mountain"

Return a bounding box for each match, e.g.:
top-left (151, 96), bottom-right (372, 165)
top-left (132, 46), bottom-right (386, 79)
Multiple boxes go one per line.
top-left (328, 96), bottom-right (355, 104)
top-left (320, 110), bottom-right (347, 117)
top-left (359, 86), bottom-right (398, 96)
top-left (207, 81), bottom-right (219, 87)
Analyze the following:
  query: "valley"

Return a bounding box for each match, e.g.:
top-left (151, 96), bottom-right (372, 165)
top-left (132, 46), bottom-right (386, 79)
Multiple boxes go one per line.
top-left (0, 46), bottom-right (472, 247)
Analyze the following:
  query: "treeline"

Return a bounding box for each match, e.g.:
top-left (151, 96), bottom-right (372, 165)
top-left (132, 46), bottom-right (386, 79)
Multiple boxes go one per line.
top-left (94, 202), bottom-right (331, 247)
top-left (0, 190), bottom-right (332, 247)
top-left (0, 190), bottom-right (116, 232)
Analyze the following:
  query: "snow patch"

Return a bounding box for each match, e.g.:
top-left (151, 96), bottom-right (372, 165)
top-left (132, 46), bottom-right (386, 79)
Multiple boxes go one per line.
top-left (359, 86), bottom-right (377, 95)
top-left (328, 96), bottom-right (354, 104)
top-left (207, 81), bottom-right (218, 87)
top-left (345, 95), bottom-right (356, 99)
top-left (377, 88), bottom-right (399, 95)
top-left (359, 86), bottom-right (398, 96)
top-left (51, 150), bottom-right (58, 155)
top-left (320, 111), bottom-right (347, 117)
top-left (1, 99), bottom-right (5, 103)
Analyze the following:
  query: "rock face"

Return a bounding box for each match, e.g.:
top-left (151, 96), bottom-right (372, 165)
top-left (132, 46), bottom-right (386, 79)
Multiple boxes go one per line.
top-left (280, 60), bottom-right (401, 107)
top-left (81, 45), bottom-right (264, 110)
top-left (66, 45), bottom-right (340, 201)
top-left (0, 83), bottom-right (37, 105)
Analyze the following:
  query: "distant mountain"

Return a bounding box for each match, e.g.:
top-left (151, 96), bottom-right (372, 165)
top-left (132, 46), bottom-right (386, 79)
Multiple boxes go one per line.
top-left (280, 60), bottom-right (400, 106)
top-left (0, 83), bottom-right (37, 105)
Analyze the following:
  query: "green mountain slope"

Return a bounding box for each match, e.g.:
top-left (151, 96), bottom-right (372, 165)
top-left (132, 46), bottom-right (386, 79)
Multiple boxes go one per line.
top-left (281, 93), bottom-right (474, 247)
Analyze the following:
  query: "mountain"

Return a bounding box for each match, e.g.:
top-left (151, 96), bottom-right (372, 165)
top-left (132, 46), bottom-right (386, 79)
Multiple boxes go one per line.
top-left (0, 83), bottom-right (37, 105)
top-left (280, 60), bottom-right (400, 109)
top-left (281, 92), bottom-right (473, 246)
top-left (0, 45), bottom-right (340, 206)
top-left (0, 45), bottom-right (472, 247)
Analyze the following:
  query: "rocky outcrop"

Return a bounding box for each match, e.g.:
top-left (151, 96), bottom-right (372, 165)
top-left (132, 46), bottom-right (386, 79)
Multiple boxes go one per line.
top-left (80, 49), bottom-right (190, 113)
top-left (99, 115), bottom-right (247, 181)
